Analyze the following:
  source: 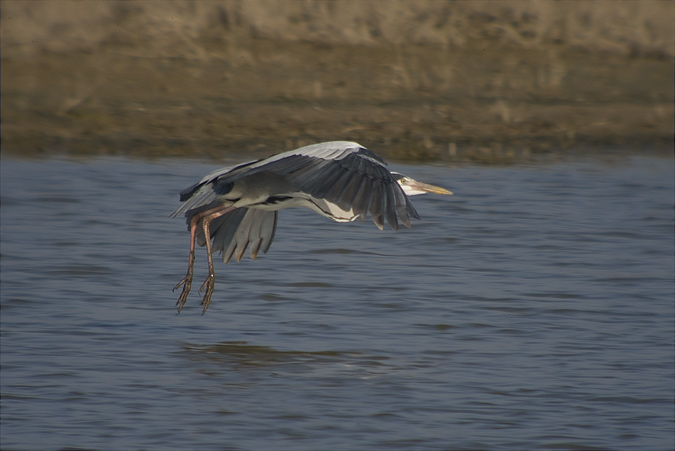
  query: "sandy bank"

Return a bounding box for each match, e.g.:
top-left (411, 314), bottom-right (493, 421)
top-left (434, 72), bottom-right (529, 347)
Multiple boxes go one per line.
top-left (2, 1), bottom-right (673, 161)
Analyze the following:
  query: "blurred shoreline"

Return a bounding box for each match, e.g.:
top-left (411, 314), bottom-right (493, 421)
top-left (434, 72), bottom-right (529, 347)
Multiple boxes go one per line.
top-left (2, 1), bottom-right (673, 162)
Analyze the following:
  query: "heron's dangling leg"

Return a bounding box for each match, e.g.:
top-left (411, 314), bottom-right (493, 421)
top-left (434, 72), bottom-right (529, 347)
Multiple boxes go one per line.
top-left (174, 205), bottom-right (235, 314)
top-left (198, 206), bottom-right (236, 314)
top-left (173, 215), bottom-right (200, 314)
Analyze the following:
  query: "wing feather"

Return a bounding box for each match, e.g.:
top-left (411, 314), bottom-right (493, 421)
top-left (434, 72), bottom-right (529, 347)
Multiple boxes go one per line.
top-left (325, 170), bottom-right (360, 207)
top-left (275, 147), bottom-right (401, 229)
top-left (383, 186), bottom-right (399, 230)
top-left (230, 210), bottom-right (278, 263)
top-left (393, 184), bottom-right (412, 228)
top-left (368, 182), bottom-right (385, 230)
top-left (259, 210), bottom-right (278, 254)
top-left (308, 165), bottom-right (350, 199)
top-left (350, 177), bottom-right (372, 221)
top-left (208, 208), bottom-right (247, 251)
top-left (335, 171), bottom-right (365, 211)
top-left (204, 208), bottom-right (278, 264)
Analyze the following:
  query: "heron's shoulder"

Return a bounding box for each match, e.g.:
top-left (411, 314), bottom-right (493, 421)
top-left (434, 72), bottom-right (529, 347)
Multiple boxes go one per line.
top-left (178, 159), bottom-right (259, 202)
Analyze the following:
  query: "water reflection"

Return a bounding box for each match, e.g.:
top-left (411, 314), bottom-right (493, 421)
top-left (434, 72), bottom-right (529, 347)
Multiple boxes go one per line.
top-left (183, 341), bottom-right (393, 380)
top-left (185, 341), bottom-right (346, 366)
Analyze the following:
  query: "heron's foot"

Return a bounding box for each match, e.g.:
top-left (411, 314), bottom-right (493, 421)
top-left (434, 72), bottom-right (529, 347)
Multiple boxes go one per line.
top-left (173, 274), bottom-right (193, 314)
top-left (199, 274), bottom-right (216, 315)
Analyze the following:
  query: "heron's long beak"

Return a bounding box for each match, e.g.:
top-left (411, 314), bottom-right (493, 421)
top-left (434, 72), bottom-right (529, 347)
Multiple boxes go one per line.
top-left (407, 180), bottom-right (453, 195)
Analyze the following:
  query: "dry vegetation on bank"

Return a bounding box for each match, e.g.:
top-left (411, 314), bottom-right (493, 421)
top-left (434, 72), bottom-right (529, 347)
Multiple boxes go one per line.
top-left (2, 1), bottom-right (673, 162)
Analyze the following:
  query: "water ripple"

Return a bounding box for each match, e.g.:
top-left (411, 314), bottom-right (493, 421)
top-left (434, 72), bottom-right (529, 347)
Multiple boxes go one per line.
top-left (1, 155), bottom-right (673, 450)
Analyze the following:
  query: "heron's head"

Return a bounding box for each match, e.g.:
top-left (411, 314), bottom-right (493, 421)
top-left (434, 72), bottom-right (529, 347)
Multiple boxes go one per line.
top-left (392, 172), bottom-right (453, 196)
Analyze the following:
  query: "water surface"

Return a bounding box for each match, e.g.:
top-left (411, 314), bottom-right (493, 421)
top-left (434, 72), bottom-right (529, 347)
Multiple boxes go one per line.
top-left (1, 153), bottom-right (673, 449)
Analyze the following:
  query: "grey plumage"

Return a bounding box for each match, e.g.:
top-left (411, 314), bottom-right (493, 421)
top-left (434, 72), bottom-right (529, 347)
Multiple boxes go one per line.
top-left (173, 142), bottom-right (418, 229)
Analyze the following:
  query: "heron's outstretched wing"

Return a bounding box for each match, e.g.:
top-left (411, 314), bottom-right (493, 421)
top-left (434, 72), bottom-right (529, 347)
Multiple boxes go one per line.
top-left (198, 208), bottom-right (278, 264)
top-left (263, 142), bottom-right (419, 230)
top-left (172, 141), bottom-right (419, 230)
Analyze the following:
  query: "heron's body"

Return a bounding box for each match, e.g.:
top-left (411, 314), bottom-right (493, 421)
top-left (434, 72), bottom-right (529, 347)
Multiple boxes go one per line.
top-left (172, 141), bottom-right (451, 314)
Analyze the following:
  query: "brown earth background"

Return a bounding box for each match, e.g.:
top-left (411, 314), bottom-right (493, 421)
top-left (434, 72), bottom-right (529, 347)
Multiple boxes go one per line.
top-left (2, 1), bottom-right (674, 163)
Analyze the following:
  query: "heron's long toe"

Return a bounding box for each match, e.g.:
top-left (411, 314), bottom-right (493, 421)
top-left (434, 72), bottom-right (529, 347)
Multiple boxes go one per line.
top-left (174, 274), bottom-right (193, 314)
top-left (199, 275), bottom-right (215, 315)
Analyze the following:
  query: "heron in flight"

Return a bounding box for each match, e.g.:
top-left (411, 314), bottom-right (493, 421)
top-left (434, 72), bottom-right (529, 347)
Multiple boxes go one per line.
top-left (172, 141), bottom-right (452, 314)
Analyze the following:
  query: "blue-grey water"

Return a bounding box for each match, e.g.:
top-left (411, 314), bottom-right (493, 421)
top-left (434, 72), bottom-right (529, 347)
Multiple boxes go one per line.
top-left (1, 152), bottom-right (673, 450)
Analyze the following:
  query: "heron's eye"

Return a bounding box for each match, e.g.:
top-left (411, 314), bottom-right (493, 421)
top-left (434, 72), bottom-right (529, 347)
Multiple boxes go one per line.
top-left (400, 178), bottom-right (407, 184)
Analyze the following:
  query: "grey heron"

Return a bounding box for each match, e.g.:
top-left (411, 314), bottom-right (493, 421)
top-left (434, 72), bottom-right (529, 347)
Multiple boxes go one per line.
top-left (172, 141), bottom-right (452, 314)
